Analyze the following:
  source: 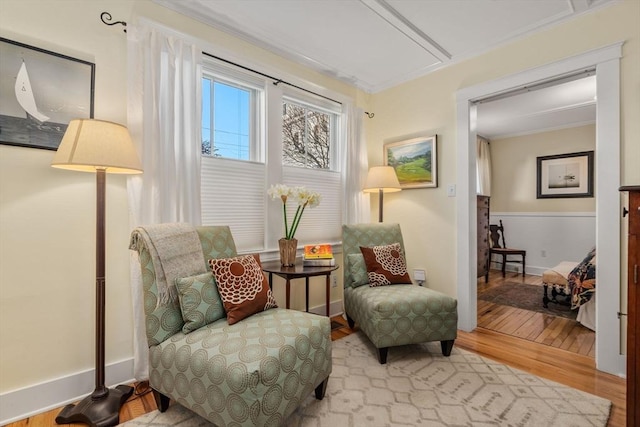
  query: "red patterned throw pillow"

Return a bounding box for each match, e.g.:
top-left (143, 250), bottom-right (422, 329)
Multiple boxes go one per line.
top-left (360, 243), bottom-right (412, 287)
top-left (209, 254), bottom-right (277, 325)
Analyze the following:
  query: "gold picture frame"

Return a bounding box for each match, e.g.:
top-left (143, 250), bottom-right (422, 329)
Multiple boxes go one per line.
top-left (384, 135), bottom-right (437, 189)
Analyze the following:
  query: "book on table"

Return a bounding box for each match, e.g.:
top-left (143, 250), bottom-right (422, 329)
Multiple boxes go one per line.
top-left (303, 257), bottom-right (336, 267)
top-left (303, 244), bottom-right (333, 259)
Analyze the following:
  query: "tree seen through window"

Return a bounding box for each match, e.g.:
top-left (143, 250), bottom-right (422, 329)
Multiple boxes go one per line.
top-left (282, 103), bottom-right (330, 169)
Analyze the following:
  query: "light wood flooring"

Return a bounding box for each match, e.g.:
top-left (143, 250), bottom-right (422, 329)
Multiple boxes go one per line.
top-left (9, 308), bottom-right (625, 427)
top-left (479, 269), bottom-right (596, 357)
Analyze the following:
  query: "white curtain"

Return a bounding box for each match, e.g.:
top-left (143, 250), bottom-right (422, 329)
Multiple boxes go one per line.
top-left (341, 105), bottom-right (370, 224)
top-left (126, 22), bottom-right (203, 380)
top-left (476, 135), bottom-right (492, 196)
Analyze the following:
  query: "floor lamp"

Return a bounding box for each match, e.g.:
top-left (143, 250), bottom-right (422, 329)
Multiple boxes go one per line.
top-left (51, 119), bottom-right (143, 427)
top-left (363, 166), bottom-right (402, 222)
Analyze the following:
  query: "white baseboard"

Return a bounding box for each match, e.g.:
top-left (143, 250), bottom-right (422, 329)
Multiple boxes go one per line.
top-left (308, 299), bottom-right (343, 318)
top-left (490, 262), bottom-right (545, 277)
top-left (0, 358), bottom-right (134, 425)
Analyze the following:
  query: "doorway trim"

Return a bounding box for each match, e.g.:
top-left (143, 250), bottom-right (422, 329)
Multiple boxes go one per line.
top-left (455, 42), bottom-right (625, 376)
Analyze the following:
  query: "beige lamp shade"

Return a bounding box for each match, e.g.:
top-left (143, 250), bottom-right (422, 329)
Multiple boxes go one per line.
top-left (51, 119), bottom-right (143, 174)
top-left (363, 166), bottom-right (402, 193)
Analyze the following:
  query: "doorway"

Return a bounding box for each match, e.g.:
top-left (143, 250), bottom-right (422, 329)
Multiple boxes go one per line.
top-left (474, 74), bottom-right (597, 355)
top-left (455, 43), bottom-right (625, 376)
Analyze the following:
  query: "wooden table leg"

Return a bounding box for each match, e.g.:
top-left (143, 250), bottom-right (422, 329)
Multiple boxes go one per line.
top-left (286, 279), bottom-right (291, 309)
top-left (305, 277), bottom-right (309, 312)
top-left (325, 274), bottom-right (330, 316)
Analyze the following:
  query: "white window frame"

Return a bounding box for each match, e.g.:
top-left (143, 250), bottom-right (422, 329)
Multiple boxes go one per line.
top-left (200, 57), bottom-right (345, 258)
top-left (201, 59), bottom-right (265, 162)
top-left (282, 93), bottom-right (340, 170)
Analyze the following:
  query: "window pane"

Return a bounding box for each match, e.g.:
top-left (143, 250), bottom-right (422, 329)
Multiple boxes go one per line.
top-left (202, 78), bottom-right (212, 156)
top-left (282, 102), bottom-right (331, 169)
top-left (202, 78), bottom-right (251, 160)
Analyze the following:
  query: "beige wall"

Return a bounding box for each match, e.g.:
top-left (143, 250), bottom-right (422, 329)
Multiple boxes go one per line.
top-left (367, 0), bottom-right (639, 297)
top-left (0, 0), bottom-right (358, 394)
top-left (490, 124), bottom-right (596, 212)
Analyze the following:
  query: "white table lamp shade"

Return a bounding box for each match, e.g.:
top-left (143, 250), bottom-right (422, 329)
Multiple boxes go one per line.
top-left (51, 119), bottom-right (142, 174)
top-left (363, 166), bottom-right (401, 193)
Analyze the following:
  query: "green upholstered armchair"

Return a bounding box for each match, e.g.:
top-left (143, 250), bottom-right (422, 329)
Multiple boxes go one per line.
top-left (342, 223), bottom-right (458, 364)
top-left (130, 225), bottom-right (331, 426)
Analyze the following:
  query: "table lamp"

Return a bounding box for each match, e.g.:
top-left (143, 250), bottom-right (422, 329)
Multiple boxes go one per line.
top-left (51, 119), bottom-right (143, 427)
top-left (363, 166), bottom-right (401, 222)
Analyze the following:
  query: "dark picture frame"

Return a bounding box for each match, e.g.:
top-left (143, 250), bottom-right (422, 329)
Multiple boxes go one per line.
top-left (0, 37), bottom-right (95, 150)
top-left (537, 151), bottom-right (594, 199)
top-left (384, 135), bottom-right (437, 189)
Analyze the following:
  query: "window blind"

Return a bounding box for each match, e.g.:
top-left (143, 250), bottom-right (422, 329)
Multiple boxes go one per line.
top-left (201, 157), bottom-right (266, 252)
top-left (282, 166), bottom-right (342, 245)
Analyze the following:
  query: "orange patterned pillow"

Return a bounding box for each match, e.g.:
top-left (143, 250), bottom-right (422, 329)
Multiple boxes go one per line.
top-left (360, 243), bottom-right (412, 287)
top-left (209, 254), bottom-right (277, 325)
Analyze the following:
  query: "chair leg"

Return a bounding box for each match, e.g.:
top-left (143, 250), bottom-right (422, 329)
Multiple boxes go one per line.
top-left (378, 347), bottom-right (389, 364)
top-left (522, 255), bottom-right (526, 277)
top-left (543, 284), bottom-right (550, 308)
top-left (315, 377), bottom-right (329, 400)
top-left (152, 389), bottom-right (170, 412)
top-left (441, 340), bottom-right (455, 357)
top-left (485, 253), bottom-right (490, 283)
top-left (346, 314), bottom-right (355, 329)
top-left (501, 254), bottom-right (506, 277)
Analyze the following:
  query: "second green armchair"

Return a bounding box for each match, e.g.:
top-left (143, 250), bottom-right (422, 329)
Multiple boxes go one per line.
top-left (342, 223), bottom-right (458, 364)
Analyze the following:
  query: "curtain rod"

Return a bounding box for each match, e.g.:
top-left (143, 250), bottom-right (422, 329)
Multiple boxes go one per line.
top-left (98, 12), bottom-right (376, 116)
top-left (100, 12), bottom-right (127, 32)
top-left (203, 52), bottom-right (342, 105)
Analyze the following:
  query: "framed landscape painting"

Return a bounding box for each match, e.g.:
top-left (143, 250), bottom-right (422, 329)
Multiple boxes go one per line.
top-left (0, 37), bottom-right (95, 150)
top-left (537, 151), bottom-right (594, 198)
top-left (384, 135), bottom-right (437, 188)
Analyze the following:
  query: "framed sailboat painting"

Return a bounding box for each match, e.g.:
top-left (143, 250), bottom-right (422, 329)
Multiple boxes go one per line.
top-left (0, 38), bottom-right (95, 150)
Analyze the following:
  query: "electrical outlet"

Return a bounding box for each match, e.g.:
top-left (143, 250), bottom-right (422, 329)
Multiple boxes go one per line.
top-left (332, 274), bottom-right (338, 287)
top-left (413, 269), bottom-right (426, 281)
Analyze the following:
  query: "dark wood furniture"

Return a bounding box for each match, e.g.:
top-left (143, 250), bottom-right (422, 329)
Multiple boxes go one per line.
top-left (477, 195), bottom-right (490, 281)
top-left (489, 219), bottom-right (526, 278)
top-left (620, 185), bottom-right (640, 427)
top-left (261, 261), bottom-right (338, 316)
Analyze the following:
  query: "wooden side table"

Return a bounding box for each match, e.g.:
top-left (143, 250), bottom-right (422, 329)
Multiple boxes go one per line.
top-left (261, 260), bottom-right (338, 316)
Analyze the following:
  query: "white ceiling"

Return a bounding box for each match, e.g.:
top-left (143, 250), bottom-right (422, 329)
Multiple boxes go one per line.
top-left (154, 0), bottom-right (608, 138)
top-left (476, 73), bottom-right (596, 139)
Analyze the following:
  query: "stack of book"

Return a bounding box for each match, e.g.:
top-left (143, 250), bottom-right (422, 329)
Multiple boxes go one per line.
top-left (303, 244), bottom-right (335, 266)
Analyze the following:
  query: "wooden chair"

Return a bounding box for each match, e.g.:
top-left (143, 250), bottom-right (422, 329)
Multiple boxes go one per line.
top-left (489, 219), bottom-right (526, 278)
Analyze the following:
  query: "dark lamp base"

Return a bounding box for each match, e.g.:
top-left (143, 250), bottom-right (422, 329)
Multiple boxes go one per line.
top-left (55, 385), bottom-right (134, 427)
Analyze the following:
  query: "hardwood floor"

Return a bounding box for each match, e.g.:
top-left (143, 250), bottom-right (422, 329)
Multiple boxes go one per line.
top-left (479, 269), bottom-right (596, 357)
top-left (8, 311), bottom-right (625, 427)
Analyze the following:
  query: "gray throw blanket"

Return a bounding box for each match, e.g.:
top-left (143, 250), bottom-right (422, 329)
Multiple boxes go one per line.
top-left (129, 223), bottom-right (206, 305)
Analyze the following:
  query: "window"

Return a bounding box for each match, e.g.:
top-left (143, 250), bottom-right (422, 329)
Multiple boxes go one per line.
top-left (282, 100), bottom-right (335, 169)
top-left (201, 74), bottom-right (261, 161)
top-left (200, 57), bottom-right (343, 253)
top-left (281, 94), bottom-right (342, 244)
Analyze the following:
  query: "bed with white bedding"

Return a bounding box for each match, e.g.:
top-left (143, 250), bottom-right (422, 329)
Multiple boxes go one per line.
top-left (542, 247), bottom-right (596, 331)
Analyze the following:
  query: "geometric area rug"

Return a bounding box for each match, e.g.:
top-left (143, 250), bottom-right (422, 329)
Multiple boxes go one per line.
top-left (122, 332), bottom-right (611, 427)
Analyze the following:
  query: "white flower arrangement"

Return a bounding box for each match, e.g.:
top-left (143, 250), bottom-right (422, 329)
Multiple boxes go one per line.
top-left (267, 184), bottom-right (321, 240)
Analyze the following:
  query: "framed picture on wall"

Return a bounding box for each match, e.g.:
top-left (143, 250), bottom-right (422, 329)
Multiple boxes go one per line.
top-left (384, 135), bottom-right (437, 188)
top-left (537, 151), bottom-right (594, 198)
top-left (0, 37), bottom-right (95, 150)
